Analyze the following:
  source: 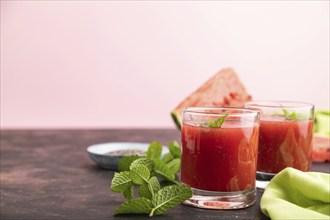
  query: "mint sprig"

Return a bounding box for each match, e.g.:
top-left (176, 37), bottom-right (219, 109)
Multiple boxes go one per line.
top-left (282, 109), bottom-right (307, 121)
top-left (200, 113), bottom-right (228, 128)
top-left (110, 141), bottom-right (192, 216)
top-left (282, 109), bottom-right (297, 120)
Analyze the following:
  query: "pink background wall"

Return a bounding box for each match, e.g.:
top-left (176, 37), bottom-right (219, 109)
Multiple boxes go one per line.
top-left (1, 1), bottom-right (329, 128)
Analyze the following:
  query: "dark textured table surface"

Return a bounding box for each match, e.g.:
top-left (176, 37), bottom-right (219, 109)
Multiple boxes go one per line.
top-left (1, 129), bottom-right (329, 220)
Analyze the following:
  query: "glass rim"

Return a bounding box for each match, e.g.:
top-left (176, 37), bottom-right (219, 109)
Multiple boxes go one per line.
top-left (183, 107), bottom-right (259, 117)
top-left (245, 101), bottom-right (314, 109)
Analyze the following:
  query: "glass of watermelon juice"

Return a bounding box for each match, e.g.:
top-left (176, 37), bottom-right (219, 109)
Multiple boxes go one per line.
top-left (245, 101), bottom-right (314, 187)
top-left (181, 107), bottom-right (260, 209)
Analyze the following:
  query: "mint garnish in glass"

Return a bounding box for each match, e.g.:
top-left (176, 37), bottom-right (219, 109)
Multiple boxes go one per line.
top-left (200, 113), bottom-right (228, 128)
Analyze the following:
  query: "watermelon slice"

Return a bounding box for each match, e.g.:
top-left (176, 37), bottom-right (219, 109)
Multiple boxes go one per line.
top-left (171, 68), bottom-right (252, 129)
top-left (313, 110), bottom-right (330, 162)
top-left (312, 135), bottom-right (330, 162)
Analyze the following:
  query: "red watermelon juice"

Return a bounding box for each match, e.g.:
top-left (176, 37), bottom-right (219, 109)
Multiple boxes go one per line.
top-left (258, 117), bottom-right (314, 174)
top-left (181, 122), bottom-right (259, 192)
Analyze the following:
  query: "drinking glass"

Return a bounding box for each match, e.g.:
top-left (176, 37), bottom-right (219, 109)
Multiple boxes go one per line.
top-left (181, 107), bottom-right (260, 209)
top-left (245, 101), bottom-right (314, 188)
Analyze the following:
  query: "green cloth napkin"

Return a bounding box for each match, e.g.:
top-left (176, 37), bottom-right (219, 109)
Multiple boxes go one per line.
top-left (260, 167), bottom-right (330, 220)
top-left (314, 110), bottom-right (330, 137)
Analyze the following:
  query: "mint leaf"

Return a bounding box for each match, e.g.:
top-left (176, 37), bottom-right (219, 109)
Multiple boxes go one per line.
top-left (138, 182), bottom-right (152, 199)
top-left (214, 113), bottom-right (228, 128)
top-left (201, 113), bottom-right (228, 128)
top-left (129, 164), bottom-right (150, 185)
top-left (130, 157), bottom-right (153, 171)
top-left (288, 112), bottom-right (297, 120)
top-left (161, 152), bottom-right (173, 163)
top-left (167, 158), bottom-right (181, 174)
top-left (138, 176), bottom-right (160, 199)
top-left (282, 108), bottom-right (290, 118)
top-left (282, 109), bottom-right (298, 120)
top-left (153, 159), bottom-right (175, 182)
top-left (207, 119), bottom-right (215, 127)
top-left (111, 172), bottom-right (132, 192)
top-left (150, 184), bottom-right (192, 216)
top-left (168, 141), bottom-right (181, 158)
top-left (148, 176), bottom-right (161, 193)
top-left (118, 155), bottom-right (141, 171)
top-left (114, 197), bottom-right (153, 215)
top-left (123, 182), bottom-right (134, 200)
top-left (146, 141), bottom-right (162, 160)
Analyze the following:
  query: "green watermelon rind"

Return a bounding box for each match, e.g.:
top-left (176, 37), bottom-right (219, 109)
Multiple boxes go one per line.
top-left (171, 110), bottom-right (182, 130)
